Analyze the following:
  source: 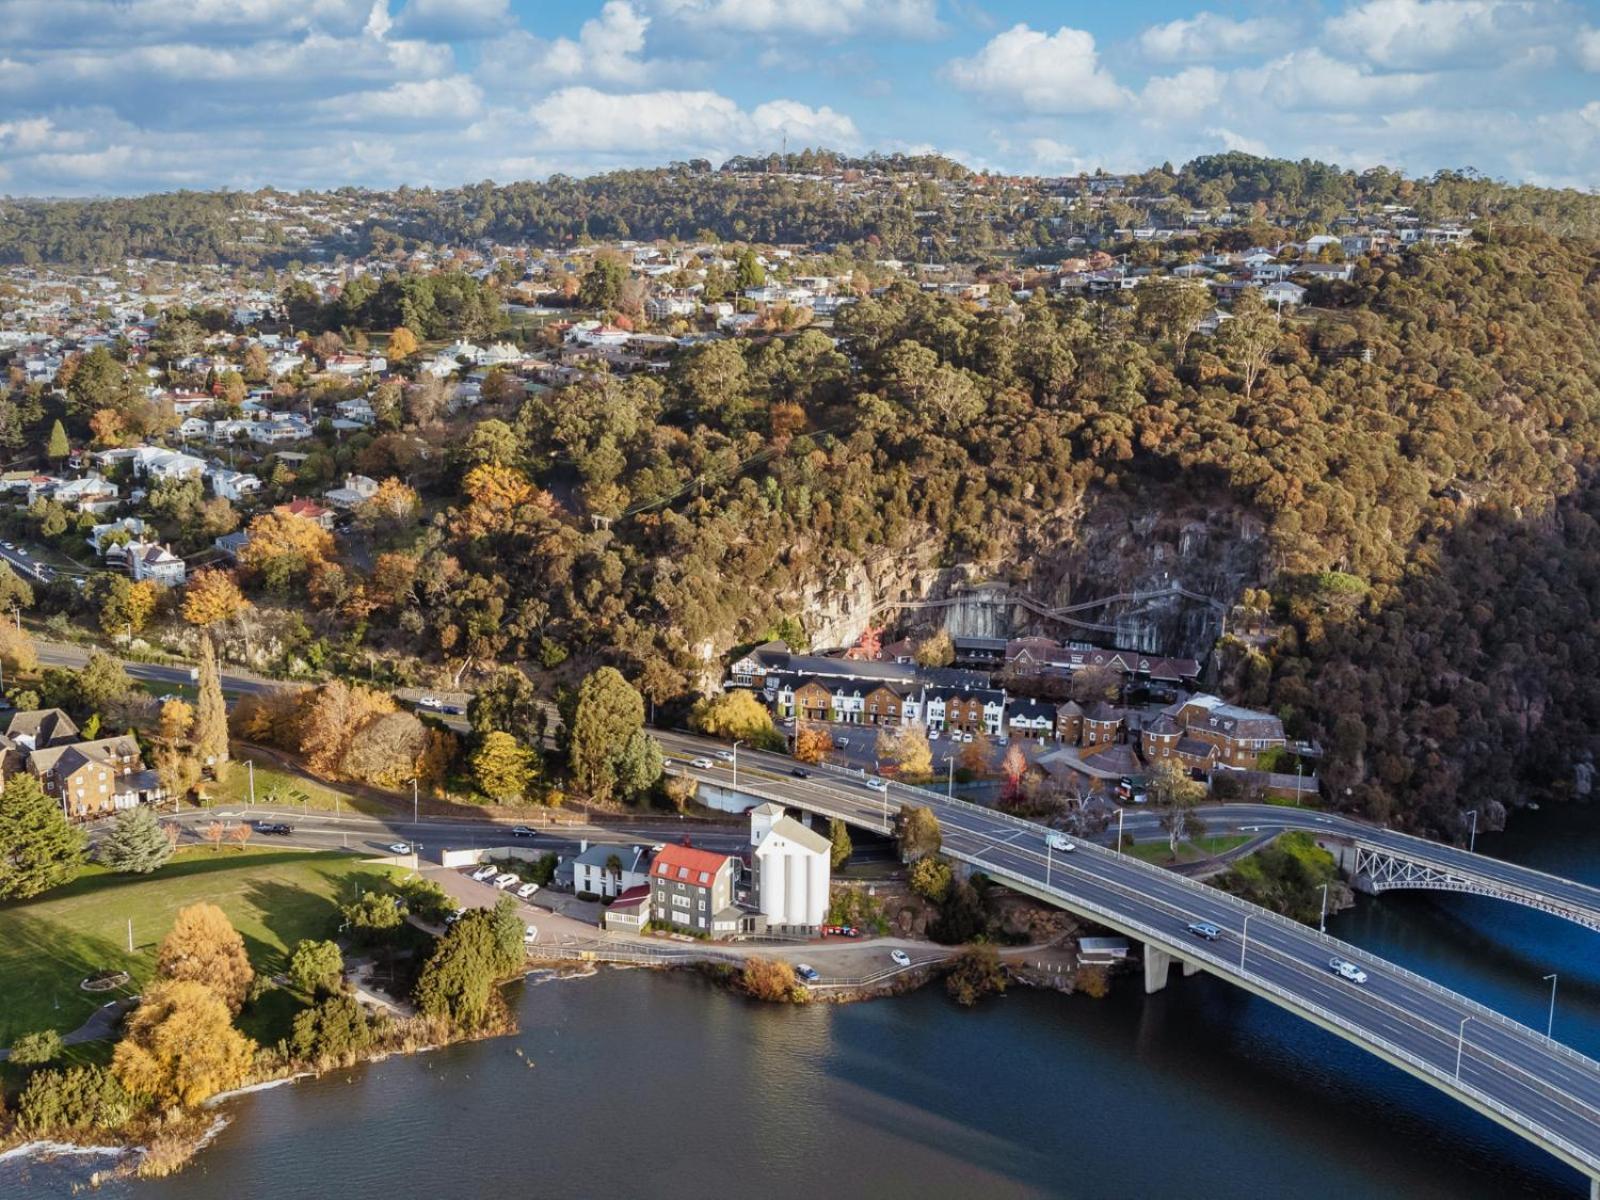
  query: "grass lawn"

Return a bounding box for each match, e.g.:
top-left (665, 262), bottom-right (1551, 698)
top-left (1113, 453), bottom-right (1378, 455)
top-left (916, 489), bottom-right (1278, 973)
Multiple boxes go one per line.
top-left (0, 847), bottom-right (405, 1048)
top-left (1129, 833), bottom-right (1253, 866)
top-left (209, 758), bottom-right (391, 818)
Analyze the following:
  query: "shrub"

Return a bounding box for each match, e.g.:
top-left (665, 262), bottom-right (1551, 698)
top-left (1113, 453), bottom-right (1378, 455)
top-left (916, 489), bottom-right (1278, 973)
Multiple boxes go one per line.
top-left (289, 993), bottom-right (376, 1063)
top-left (288, 939), bottom-right (345, 996)
top-left (908, 857), bottom-right (952, 902)
top-left (740, 957), bottom-right (801, 1002)
top-left (945, 946), bottom-right (1008, 1007)
top-left (17, 1065), bottom-right (134, 1132)
top-left (8, 1028), bottom-right (63, 1066)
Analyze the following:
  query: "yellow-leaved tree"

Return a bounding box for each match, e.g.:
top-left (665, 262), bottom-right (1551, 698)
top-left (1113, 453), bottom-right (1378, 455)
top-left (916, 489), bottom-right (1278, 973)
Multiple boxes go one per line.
top-left (155, 902), bottom-right (254, 1013)
top-left (182, 568), bottom-right (249, 627)
top-left (112, 979), bottom-right (256, 1109)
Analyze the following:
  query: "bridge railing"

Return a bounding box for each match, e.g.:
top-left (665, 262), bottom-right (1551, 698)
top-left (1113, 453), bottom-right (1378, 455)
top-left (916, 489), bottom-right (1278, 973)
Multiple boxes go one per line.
top-left (1345, 829), bottom-right (1600, 912)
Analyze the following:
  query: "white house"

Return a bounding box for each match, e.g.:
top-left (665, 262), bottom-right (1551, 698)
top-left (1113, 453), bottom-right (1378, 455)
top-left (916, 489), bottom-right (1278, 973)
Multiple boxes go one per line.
top-left (128, 447), bottom-right (206, 482)
top-left (323, 474), bottom-right (378, 509)
top-left (571, 842), bottom-right (651, 899)
top-left (750, 805), bottom-right (831, 933)
top-left (207, 468), bottom-right (262, 503)
top-left (89, 516), bottom-right (147, 555)
top-left (335, 397), bottom-right (375, 426)
top-left (1262, 281), bottom-right (1307, 308)
top-left (126, 540), bottom-right (187, 587)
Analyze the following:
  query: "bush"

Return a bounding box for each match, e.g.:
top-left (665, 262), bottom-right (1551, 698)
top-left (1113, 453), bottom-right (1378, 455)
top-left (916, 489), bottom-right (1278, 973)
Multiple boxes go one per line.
top-left (908, 857), bottom-right (952, 902)
top-left (945, 946), bottom-right (1008, 1007)
top-left (740, 957), bottom-right (801, 1002)
top-left (289, 939), bottom-right (345, 996)
top-left (289, 993), bottom-right (377, 1063)
top-left (8, 1028), bottom-right (63, 1066)
top-left (930, 879), bottom-right (988, 945)
top-left (17, 1065), bottom-right (134, 1132)
top-left (400, 876), bottom-right (456, 924)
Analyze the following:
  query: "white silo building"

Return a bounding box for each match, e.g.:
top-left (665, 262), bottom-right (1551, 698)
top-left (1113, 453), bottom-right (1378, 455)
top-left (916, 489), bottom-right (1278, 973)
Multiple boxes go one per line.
top-left (750, 805), bottom-right (832, 933)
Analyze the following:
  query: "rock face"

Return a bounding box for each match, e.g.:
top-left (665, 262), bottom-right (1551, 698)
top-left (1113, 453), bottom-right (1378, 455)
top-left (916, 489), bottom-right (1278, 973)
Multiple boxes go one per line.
top-left (790, 480), bottom-right (1265, 660)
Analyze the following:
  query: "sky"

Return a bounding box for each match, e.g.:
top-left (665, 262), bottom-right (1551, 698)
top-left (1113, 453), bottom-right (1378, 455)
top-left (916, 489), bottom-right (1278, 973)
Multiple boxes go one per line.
top-left (2, 0), bottom-right (1600, 197)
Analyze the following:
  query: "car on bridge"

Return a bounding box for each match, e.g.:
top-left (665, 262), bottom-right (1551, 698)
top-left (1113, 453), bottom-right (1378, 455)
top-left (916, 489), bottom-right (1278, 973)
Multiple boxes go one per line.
top-left (690, 757), bottom-right (714, 769)
top-left (255, 822), bottom-right (293, 836)
top-left (1328, 957), bottom-right (1369, 985)
top-left (865, 777), bottom-right (888, 792)
top-left (714, 750), bottom-right (734, 762)
top-left (1045, 832), bottom-right (1076, 853)
top-left (1185, 921), bottom-right (1222, 941)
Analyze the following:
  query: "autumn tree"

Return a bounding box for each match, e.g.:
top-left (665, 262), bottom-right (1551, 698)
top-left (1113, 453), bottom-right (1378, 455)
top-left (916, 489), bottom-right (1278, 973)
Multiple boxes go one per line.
top-left (455, 464), bottom-right (548, 539)
top-left (239, 510), bottom-right (336, 592)
top-left (896, 805), bottom-right (942, 862)
top-left (182, 569), bottom-right (248, 627)
top-left (959, 731), bottom-right (993, 775)
top-left (876, 722), bottom-right (933, 778)
top-left (356, 477), bottom-right (420, 532)
top-left (387, 326), bottom-right (419, 361)
top-left (112, 979), bottom-right (256, 1109)
top-left (913, 630), bottom-right (954, 668)
top-left (295, 680), bottom-right (397, 778)
top-left (155, 902), bottom-right (254, 1012)
top-left (0, 623), bottom-right (39, 677)
top-left (0, 773), bottom-right (86, 899)
top-left (1149, 759), bottom-right (1207, 855)
top-left (1136, 277), bottom-right (1213, 360)
top-left (1001, 742), bottom-right (1028, 795)
top-left (1219, 286), bottom-right (1280, 400)
top-left (792, 721), bottom-right (833, 764)
top-left (470, 731), bottom-right (539, 802)
top-left (194, 634), bottom-right (229, 770)
top-left (689, 689), bottom-right (782, 749)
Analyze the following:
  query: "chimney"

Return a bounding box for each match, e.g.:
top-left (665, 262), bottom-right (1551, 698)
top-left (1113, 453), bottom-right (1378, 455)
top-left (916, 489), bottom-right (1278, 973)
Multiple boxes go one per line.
top-left (579, 838), bottom-right (587, 853)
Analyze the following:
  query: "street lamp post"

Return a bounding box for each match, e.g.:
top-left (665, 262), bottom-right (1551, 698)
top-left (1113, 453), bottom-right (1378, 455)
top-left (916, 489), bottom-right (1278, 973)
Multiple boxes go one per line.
top-left (946, 754), bottom-right (954, 797)
top-left (1466, 809), bottom-right (1478, 853)
top-left (1319, 883), bottom-right (1329, 934)
top-left (1455, 1016), bottom-right (1472, 1081)
top-left (246, 759), bottom-right (255, 806)
top-left (1543, 973), bottom-right (1558, 1039)
top-left (411, 776), bottom-right (419, 825)
top-left (1240, 914), bottom-right (1253, 970)
top-left (1114, 806), bottom-right (1125, 855)
top-left (732, 740), bottom-right (744, 790)
top-left (1046, 838), bottom-right (1052, 889)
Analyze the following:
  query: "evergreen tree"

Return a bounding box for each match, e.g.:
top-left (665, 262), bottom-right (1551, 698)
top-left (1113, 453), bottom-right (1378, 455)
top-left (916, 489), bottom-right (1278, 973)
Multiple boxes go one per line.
top-left (96, 806), bottom-right (173, 874)
top-left (194, 634), bottom-right (229, 770)
top-left (44, 419), bottom-right (69, 463)
top-left (568, 666), bottom-right (645, 801)
top-left (469, 731), bottom-right (538, 803)
top-left (414, 909), bottom-right (503, 1031)
top-left (0, 773), bottom-right (85, 899)
top-left (828, 817), bottom-right (852, 870)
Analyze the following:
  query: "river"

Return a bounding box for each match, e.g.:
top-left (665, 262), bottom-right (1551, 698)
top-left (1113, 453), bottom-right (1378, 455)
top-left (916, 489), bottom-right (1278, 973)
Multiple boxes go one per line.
top-left (5, 806), bottom-right (1597, 1199)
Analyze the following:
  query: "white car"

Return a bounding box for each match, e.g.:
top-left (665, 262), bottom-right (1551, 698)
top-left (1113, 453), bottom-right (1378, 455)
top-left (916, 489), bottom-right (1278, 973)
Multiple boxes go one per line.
top-left (837, 737), bottom-right (850, 748)
top-left (471, 865), bottom-right (499, 882)
top-left (515, 881), bottom-right (540, 899)
top-left (865, 777), bottom-right (888, 792)
top-left (1329, 957), bottom-right (1368, 985)
top-left (690, 757), bottom-right (714, 769)
top-left (417, 695), bottom-right (442, 709)
top-left (523, 924), bottom-right (539, 943)
top-left (1045, 833), bottom-right (1076, 853)
top-left (714, 750), bottom-right (735, 762)
top-left (927, 729), bottom-right (940, 741)
top-left (493, 872), bottom-right (521, 890)
top-left (890, 949), bottom-right (911, 967)
top-left (387, 842), bottom-right (412, 854)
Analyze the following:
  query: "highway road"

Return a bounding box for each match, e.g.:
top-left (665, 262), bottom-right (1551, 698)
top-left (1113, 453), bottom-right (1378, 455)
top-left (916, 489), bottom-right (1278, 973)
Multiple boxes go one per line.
top-left (655, 731), bottom-right (1600, 1190)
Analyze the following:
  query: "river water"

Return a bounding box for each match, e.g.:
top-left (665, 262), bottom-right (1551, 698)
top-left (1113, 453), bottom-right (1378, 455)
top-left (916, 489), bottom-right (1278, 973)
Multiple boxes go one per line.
top-left (6, 806), bottom-right (1597, 1199)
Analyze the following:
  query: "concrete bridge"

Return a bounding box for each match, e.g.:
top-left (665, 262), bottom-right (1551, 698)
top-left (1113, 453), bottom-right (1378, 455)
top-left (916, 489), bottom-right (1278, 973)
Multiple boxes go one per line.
top-left (659, 732), bottom-right (1600, 1197)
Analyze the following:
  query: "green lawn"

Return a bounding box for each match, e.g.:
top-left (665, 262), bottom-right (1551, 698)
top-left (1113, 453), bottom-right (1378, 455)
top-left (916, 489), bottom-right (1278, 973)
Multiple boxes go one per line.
top-left (209, 758), bottom-right (391, 818)
top-left (0, 847), bottom-right (404, 1048)
top-left (1128, 833), bottom-right (1253, 866)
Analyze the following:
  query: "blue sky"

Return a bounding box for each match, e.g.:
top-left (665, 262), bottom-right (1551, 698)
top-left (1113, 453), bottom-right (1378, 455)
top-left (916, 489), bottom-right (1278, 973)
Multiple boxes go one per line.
top-left (2, 0), bottom-right (1599, 196)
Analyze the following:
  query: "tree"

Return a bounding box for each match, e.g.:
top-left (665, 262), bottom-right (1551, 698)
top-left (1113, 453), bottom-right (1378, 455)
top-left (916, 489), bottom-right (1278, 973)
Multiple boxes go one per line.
top-left (414, 908), bottom-right (508, 1032)
top-left (96, 806), bottom-right (174, 874)
top-left (0, 623), bottom-right (38, 677)
top-left (0, 562), bottom-right (34, 614)
top-left (9, 1027), bottom-right (63, 1067)
top-left (578, 254), bottom-right (627, 310)
top-left (341, 891), bottom-right (406, 943)
top-left (1001, 743), bottom-right (1028, 794)
top-left (340, 710), bottom-right (435, 788)
top-left (959, 731), bottom-right (993, 775)
top-left (568, 666), bottom-right (645, 801)
top-left (735, 248), bottom-right (766, 290)
top-left (897, 805), bottom-right (942, 862)
top-left (470, 731), bottom-right (539, 802)
top-left (194, 634), bottom-right (229, 770)
top-left (0, 773), bottom-right (85, 899)
top-left (793, 722), bottom-right (834, 764)
top-left (489, 894), bottom-right (525, 969)
top-left (356, 477), bottom-right (420, 532)
top-left (740, 957), bottom-right (800, 1002)
top-left (239, 510), bottom-right (335, 591)
top-left (913, 630), bottom-right (954, 668)
top-left (159, 697), bottom-right (195, 742)
top-left (467, 667), bottom-right (543, 745)
top-left (295, 679), bottom-right (397, 777)
top-left (1219, 286), bottom-right (1280, 399)
top-left (88, 573), bottom-right (155, 638)
top-left (1148, 759), bottom-right (1207, 855)
top-left (611, 729), bottom-right (663, 803)
top-left (155, 902), bottom-right (254, 1013)
top-left (112, 979), bottom-right (256, 1109)
top-left (182, 569), bottom-right (248, 627)
top-left (908, 855), bottom-right (951, 902)
top-left (828, 817), bottom-right (852, 870)
top-left (462, 418), bottom-right (520, 468)
top-left (289, 992), bottom-right (375, 1063)
top-left (1136, 277), bottom-right (1213, 360)
top-left (945, 945), bottom-right (1008, 1006)
top-left (387, 326), bottom-right (419, 361)
top-left (877, 723), bottom-right (933, 778)
top-left (689, 690), bottom-right (782, 748)
top-left (16, 1065), bottom-right (132, 1133)
top-left (288, 939), bottom-right (344, 996)
top-left (45, 419), bottom-right (70, 463)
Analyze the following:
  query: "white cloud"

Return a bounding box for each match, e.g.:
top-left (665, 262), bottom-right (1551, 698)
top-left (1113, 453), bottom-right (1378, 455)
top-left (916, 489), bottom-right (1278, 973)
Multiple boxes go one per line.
top-left (944, 24), bottom-right (1129, 113)
top-left (398, 0), bottom-right (510, 38)
top-left (480, 1), bottom-right (656, 89)
top-left (1140, 66), bottom-right (1227, 121)
top-left (527, 85), bottom-right (858, 153)
top-left (1235, 48), bottom-right (1433, 111)
top-left (327, 75), bottom-right (483, 123)
top-left (653, 0), bottom-right (940, 40)
top-left (0, 0), bottom-right (372, 49)
top-left (1578, 27), bottom-right (1600, 70)
top-left (1207, 127), bottom-right (1271, 156)
top-left (1325, 0), bottom-right (1550, 70)
top-left (1138, 13), bottom-right (1292, 63)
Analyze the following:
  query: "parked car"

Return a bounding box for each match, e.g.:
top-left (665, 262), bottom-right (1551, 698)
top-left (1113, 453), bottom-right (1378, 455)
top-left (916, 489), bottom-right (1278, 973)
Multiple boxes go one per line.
top-left (444, 909), bottom-right (465, 926)
top-left (255, 821), bottom-right (293, 836)
top-left (510, 826), bottom-right (537, 838)
top-left (795, 964), bottom-right (820, 984)
top-left (1045, 832), bottom-right (1075, 853)
top-left (1185, 921), bottom-right (1222, 941)
top-left (823, 925), bottom-right (859, 938)
top-left (515, 881), bottom-right (540, 899)
top-left (690, 757), bottom-right (714, 769)
top-left (837, 737), bottom-right (850, 748)
top-left (523, 924), bottom-right (539, 943)
top-left (865, 777), bottom-right (888, 792)
top-left (493, 872), bottom-right (521, 890)
top-left (1329, 957), bottom-right (1369, 985)
top-left (387, 842), bottom-right (412, 855)
top-left (471, 865), bottom-right (499, 882)
top-left (890, 949), bottom-right (911, 967)
top-left (927, 729), bottom-right (940, 741)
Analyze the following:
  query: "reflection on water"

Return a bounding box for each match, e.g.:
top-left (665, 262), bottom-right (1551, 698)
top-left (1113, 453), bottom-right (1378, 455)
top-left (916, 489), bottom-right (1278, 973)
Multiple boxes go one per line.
top-left (5, 805), bottom-right (1595, 1199)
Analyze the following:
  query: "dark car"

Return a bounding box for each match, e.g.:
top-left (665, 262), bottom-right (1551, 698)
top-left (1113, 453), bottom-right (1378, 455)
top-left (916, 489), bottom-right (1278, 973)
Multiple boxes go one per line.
top-left (441, 704), bottom-right (466, 716)
top-left (510, 826), bottom-right (537, 838)
top-left (790, 767), bottom-right (810, 779)
top-left (255, 822), bottom-right (293, 836)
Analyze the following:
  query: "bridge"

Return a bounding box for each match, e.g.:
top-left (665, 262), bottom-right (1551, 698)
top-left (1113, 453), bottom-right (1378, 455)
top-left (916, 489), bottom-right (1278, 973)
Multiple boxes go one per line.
top-left (656, 731), bottom-right (1600, 1196)
top-left (866, 581), bottom-right (1228, 635)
